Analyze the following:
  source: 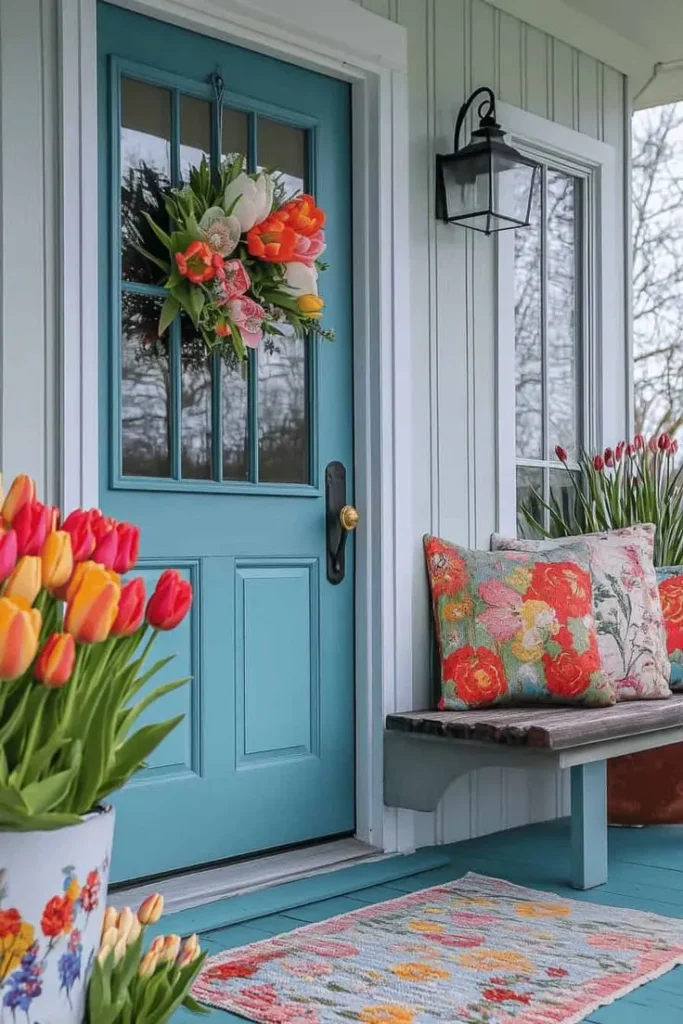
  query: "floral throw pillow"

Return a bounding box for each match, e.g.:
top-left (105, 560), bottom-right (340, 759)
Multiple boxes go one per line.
top-left (656, 566), bottom-right (683, 691)
top-left (424, 535), bottom-right (615, 710)
top-left (492, 525), bottom-right (670, 701)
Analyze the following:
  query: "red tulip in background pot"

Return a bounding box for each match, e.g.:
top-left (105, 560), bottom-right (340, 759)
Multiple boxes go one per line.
top-left (0, 474), bottom-right (193, 1023)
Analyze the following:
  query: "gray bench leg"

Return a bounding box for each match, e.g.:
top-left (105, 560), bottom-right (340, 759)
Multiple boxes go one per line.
top-left (570, 761), bottom-right (607, 890)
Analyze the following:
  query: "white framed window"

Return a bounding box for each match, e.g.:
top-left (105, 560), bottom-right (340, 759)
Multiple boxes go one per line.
top-left (496, 105), bottom-right (619, 537)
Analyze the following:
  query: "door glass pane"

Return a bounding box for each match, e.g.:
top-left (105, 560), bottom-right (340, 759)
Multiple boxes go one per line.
top-left (181, 318), bottom-right (213, 480)
top-left (120, 78), bottom-right (171, 285)
top-left (258, 329), bottom-right (309, 484)
top-left (222, 354), bottom-right (249, 481)
top-left (514, 174), bottom-right (542, 459)
top-left (180, 96), bottom-right (211, 181)
top-left (121, 292), bottom-right (171, 477)
top-left (222, 108), bottom-right (249, 164)
top-left (547, 170), bottom-right (579, 460)
top-left (516, 465), bottom-right (544, 538)
top-left (258, 119), bottom-right (306, 196)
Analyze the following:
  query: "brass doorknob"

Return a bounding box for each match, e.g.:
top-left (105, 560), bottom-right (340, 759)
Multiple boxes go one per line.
top-left (339, 505), bottom-right (359, 531)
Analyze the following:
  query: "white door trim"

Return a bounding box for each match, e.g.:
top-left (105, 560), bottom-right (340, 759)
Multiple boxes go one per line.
top-left (58, 0), bottom-right (414, 857)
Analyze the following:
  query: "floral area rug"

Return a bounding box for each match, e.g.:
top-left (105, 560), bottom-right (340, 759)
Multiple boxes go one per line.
top-left (192, 872), bottom-right (683, 1024)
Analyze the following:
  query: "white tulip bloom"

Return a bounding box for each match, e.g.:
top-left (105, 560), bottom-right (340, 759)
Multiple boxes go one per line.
top-left (284, 261), bottom-right (319, 297)
top-left (223, 172), bottom-right (274, 233)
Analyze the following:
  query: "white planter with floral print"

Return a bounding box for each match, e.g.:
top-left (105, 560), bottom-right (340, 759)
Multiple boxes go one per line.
top-left (0, 806), bottom-right (114, 1024)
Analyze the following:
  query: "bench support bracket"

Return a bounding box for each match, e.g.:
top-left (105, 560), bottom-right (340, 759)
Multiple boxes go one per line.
top-left (570, 760), bottom-right (607, 890)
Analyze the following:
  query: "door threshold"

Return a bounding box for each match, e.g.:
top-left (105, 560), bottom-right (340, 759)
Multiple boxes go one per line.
top-left (112, 838), bottom-right (387, 915)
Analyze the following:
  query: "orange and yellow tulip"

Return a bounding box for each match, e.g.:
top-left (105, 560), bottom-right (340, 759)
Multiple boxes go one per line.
top-left (3, 556), bottom-right (41, 606)
top-left (137, 892), bottom-right (164, 925)
top-left (41, 531), bottom-right (73, 591)
top-left (0, 597), bottom-right (41, 680)
top-left (160, 934), bottom-right (181, 964)
top-left (1, 475), bottom-right (36, 525)
top-left (34, 633), bottom-right (75, 688)
top-left (64, 563), bottom-right (120, 644)
top-left (138, 949), bottom-right (159, 978)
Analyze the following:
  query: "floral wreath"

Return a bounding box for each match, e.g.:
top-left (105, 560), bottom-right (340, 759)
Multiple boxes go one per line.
top-left (139, 156), bottom-right (333, 362)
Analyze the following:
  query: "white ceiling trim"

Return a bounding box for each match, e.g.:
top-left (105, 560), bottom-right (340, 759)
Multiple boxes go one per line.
top-left (635, 63), bottom-right (683, 109)
top-left (485, 0), bottom-right (654, 85)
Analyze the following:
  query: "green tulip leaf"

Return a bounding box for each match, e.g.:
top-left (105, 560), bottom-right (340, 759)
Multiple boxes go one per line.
top-left (21, 767), bottom-right (78, 815)
top-left (158, 294), bottom-right (180, 336)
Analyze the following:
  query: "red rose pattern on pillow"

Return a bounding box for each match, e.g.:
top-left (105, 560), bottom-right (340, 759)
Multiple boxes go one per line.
top-left (424, 535), bottom-right (615, 710)
top-left (657, 567), bottom-right (683, 691)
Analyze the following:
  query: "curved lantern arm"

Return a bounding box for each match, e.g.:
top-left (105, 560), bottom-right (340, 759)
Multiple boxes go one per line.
top-left (453, 85), bottom-right (497, 151)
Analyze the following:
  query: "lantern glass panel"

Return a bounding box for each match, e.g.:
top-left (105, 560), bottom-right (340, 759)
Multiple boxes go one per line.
top-left (490, 151), bottom-right (536, 225)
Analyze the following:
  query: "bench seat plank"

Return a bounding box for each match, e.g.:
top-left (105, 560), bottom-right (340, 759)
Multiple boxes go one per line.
top-left (386, 695), bottom-right (683, 750)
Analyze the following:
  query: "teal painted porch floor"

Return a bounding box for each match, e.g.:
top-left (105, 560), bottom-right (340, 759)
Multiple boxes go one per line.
top-left (168, 819), bottom-right (683, 1023)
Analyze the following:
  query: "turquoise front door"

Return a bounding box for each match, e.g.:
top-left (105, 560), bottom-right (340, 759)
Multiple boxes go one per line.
top-left (97, 2), bottom-right (355, 883)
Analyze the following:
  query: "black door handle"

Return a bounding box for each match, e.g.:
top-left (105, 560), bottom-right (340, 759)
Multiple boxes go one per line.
top-left (325, 461), bottom-right (358, 584)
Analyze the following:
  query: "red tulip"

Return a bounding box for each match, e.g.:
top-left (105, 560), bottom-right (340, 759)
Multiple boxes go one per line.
top-left (34, 633), bottom-right (75, 688)
top-left (648, 435), bottom-right (659, 453)
top-left (13, 501), bottom-right (52, 557)
top-left (593, 454), bottom-right (604, 472)
top-left (0, 529), bottom-right (18, 583)
top-left (555, 445), bottom-right (568, 463)
top-left (659, 432), bottom-right (671, 451)
top-left (111, 578), bottom-right (145, 636)
top-left (146, 569), bottom-right (192, 631)
top-left (615, 441), bottom-right (625, 462)
top-left (672, 439), bottom-right (680, 455)
top-left (62, 509), bottom-right (96, 562)
top-left (633, 434), bottom-right (645, 450)
top-left (603, 448), bottom-right (614, 468)
top-left (626, 443), bottom-right (635, 457)
top-left (112, 523), bottom-right (140, 574)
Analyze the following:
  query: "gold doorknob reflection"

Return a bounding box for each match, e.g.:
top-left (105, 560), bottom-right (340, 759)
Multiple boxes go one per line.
top-left (339, 505), bottom-right (359, 531)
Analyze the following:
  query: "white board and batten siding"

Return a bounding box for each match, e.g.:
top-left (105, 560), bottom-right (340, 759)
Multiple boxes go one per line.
top-left (0, 0), bottom-right (629, 849)
top-left (355, 0), bottom-right (629, 847)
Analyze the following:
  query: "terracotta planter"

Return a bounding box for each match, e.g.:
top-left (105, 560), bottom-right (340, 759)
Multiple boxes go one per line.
top-left (0, 805), bottom-right (114, 1023)
top-left (608, 744), bottom-right (683, 824)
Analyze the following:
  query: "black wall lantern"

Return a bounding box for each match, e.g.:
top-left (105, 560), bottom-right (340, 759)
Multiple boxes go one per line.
top-left (436, 86), bottom-right (540, 235)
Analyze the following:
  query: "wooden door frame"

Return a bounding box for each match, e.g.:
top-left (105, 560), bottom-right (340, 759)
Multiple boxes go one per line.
top-left (58, 0), bottom-right (416, 857)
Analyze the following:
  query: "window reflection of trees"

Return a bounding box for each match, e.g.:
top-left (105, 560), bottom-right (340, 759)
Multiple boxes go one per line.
top-left (514, 177), bottom-right (543, 459)
top-left (547, 172), bottom-right (578, 458)
top-left (259, 331), bottom-right (308, 484)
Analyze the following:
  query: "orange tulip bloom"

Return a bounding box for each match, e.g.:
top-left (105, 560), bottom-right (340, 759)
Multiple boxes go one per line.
top-left (1, 475), bottom-right (36, 525)
top-left (65, 563), bottom-right (120, 644)
top-left (34, 633), bottom-right (75, 688)
top-left (275, 195), bottom-right (325, 236)
top-left (41, 531), bottom-right (73, 591)
top-left (3, 556), bottom-right (42, 606)
top-left (246, 216), bottom-right (298, 262)
top-left (0, 597), bottom-right (41, 680)
top-left (175, 241), bottom-right (216, 284)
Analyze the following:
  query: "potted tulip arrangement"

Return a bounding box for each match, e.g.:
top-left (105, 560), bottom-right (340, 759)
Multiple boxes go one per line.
top-left (0, 474), bottom-right (193, 1023)
top-left (519, 433), bottom-right (683, 565)
top-left (519, 435), bottom-right (683, 828)
top-left (86, 893), bottom-right (208, 1022)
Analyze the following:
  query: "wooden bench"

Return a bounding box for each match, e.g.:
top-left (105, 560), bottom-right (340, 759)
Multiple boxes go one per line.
top-left (384, 696), bottom-right (683, 890)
